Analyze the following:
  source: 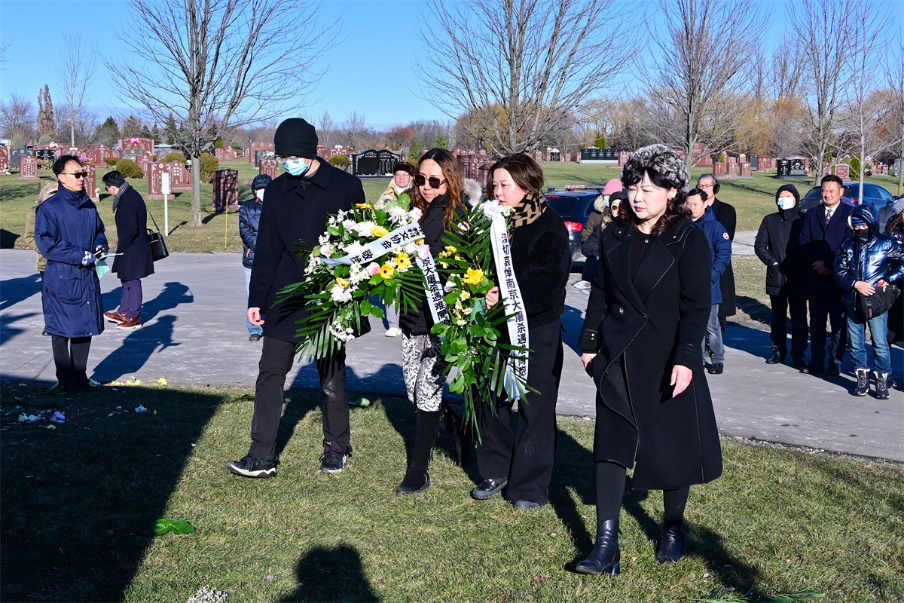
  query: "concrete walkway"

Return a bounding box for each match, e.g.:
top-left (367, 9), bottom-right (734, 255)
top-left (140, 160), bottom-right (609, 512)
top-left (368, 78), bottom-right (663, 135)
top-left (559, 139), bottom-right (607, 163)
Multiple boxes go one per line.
top-left (1, 247), bottom-right (901, 462)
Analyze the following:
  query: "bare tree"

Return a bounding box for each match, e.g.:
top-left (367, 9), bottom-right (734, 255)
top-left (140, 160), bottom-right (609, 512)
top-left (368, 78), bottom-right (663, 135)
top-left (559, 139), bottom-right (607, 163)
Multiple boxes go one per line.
top-left (108, 0), bottom-right (331, 226)
top-left (315, 110), bottom-right (337, 148)
top-left (840, 1), bottom-right (890, 200)
top-left (0, 93), bottom-right (36, 144)
top-left (418, 0), bottom-right (633, 155)
top-left (341, 111), bottom-right (369, 150)
top-left (57, 34), bottom-right (96, 148)
top-left (883, 35), bottom-right (904, 195)
top-left (0, 42), bottom-right (10, 69)
top-left (643, 0), bottom-right (764, 174)
top-left (789, 0), bottom-right (862, 177)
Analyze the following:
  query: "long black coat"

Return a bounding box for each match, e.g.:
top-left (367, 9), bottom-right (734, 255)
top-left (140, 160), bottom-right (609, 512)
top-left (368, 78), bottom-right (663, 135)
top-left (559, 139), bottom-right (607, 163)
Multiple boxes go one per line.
top-left (799, 202), bottom-right (853, 298)
top-left (249, 159), bottom-right (366, 343)
top-left (754, 207), bottom-right (805, 297)
top-left (711, 198), bottom-right (736, 317)
top-left (580, 217), bottom-right (723, 490)
top-left (111, 185), bottom-right (154, 281)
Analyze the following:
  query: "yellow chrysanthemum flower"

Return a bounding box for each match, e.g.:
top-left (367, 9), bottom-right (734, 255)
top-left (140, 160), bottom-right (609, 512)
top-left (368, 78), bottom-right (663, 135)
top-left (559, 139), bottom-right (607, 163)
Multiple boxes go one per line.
top-left (395, 252), bottom-right (411, 271)
top-left (462, 268), bottom-right (484, 286)
top-left (416, 238), bottom-right (425, 245)
top-left (444, 245), bottom-right (458, 254)
top-left (356, 203), bottom-right (373, 209)
top-left (371, 225), bottom-right (389, 237)
top-left (336, 277), bottom-right (350, 288)
top-left (379, 263), bottom-right (395, 279)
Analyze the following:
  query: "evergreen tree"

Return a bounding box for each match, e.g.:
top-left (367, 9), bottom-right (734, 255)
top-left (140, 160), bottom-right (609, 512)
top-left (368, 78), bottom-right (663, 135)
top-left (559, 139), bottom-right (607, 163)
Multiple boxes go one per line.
top-left (433, 134), bottom-right (449, 150)
top-left (151, 124), bottom-right (161, 143)
top-left (37, 84), bottom-right (55, 139)
top-left (163, 113), bottom-right (179, 145)
top-left (93, 116), bottom-right (120, 146)
top-left (121, 114), bottom-right (144, 138)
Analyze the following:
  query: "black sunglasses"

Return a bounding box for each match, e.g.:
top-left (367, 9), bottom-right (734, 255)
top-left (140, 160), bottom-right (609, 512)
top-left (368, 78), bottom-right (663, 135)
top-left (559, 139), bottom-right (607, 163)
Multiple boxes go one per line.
top-left (63, 171), bottom-right (89, 179)
top-left (414, 175), bottom-right (446, 189)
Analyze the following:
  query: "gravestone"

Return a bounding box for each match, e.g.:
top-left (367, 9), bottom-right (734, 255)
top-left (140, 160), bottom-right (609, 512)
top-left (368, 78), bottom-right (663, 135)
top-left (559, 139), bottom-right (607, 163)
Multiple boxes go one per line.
top-left (89, 145), bottom-right (112, 167)
top-left (254, 149), bottom-right (274, 167)
top-left (740, 162), bottom-right (751, 177)
top-left (10, 148), bottom-right (34, 171)
top-left (119, 137), bottom-right (155, 155)
top-left (169, 160), bottom-right (190, 188)
top-left (0, 147), bottom-right (9, 172)
top-left (478, 163), bottom-right (493, 192)
top-left (713, 162), bottom-right (726, 177)
top-left (212, 169), bottom-right (238, 211)
top-left (457, 152), bottom-right (476, 179)
top-left (834, 163), bottom-right (850, 181)
top-left (137, 155), bottom-right (152, 177)
top-left (19, 156), bottom-right (38, 178)
top-left (757, 156), bottom-right (772, 172)
top-left (727, 162), bottom-right (739, 178)
top-left (618, 151), bottom-right (631, 166)
top-left (35, 148), bottom-right (56, 163)
top-left (249, 142), bottom-right (274, 164)
top-left (563, 152), bottom-right (572, 162)
top-left (259, 159), bottom-right (277, 179)
top-left (120, 148), bottom-right (146, 163)
top-left (84, 164), bottom-right (98, 202)
top-left (351, 149), bottom-right (401, 178)
top-left (148, 162), bottom-right (167, 197)
top-left (215, 148), bottom-right (235, 162)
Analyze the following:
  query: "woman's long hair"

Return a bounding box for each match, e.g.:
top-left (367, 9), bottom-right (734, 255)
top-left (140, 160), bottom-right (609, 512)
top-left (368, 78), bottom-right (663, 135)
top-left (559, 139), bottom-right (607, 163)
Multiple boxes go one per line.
top-left (619, 168), bottom-right (690, 236)
top-left (887, 211), bottom-right (904, 237)
top-left (37, 178), bottom-right (57, 204)
top-left (410, 148), bottom-right (465, 228)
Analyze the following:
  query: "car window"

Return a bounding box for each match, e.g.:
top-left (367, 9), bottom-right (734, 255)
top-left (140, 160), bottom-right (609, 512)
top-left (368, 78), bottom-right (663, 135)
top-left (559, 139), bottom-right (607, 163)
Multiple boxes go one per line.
top-left (547, 196), bottom-right (579, 219)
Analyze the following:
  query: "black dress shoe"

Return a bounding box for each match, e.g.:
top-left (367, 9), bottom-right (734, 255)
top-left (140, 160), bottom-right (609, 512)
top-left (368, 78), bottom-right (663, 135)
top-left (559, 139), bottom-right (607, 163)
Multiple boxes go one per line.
top-left (656, 525), bottom-right (685, 564)
top-left (396, 467), bottom-right (430, 495)
top-left (826, 362), bottom-right (841, 377)
top-left (576, 519), bottom-right (620, 575)
top-left (707, 363), bottom-right (724, 375)
top-left (471, 478), bottom-right (507, 500)
top-left (791, 355), bottom-right (807, 368)
top-left (513, 500), bottom-right (541, 509)
top-left (765, 350), bottom-right (784, 365)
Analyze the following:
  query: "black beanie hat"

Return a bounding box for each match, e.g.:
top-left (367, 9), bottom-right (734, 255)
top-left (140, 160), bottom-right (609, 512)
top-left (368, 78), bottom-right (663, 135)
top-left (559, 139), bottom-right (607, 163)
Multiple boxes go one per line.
top-left (774, 183), bottom-right (800, 205)
top-left (274, 118), bottom-right (318, 159)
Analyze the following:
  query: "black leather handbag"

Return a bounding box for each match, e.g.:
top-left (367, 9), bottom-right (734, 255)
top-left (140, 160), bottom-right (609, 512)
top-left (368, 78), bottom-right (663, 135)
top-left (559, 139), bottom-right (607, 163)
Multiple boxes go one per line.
top-left (855, 284), bottom-right (899, 320)
top-left (146, 209), bottom-right (169, 261)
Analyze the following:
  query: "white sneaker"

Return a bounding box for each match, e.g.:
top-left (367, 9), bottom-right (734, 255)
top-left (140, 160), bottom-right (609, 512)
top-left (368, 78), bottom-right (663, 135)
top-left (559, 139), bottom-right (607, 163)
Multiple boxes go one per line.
top-left (385, 327), bottom-right (402, 337)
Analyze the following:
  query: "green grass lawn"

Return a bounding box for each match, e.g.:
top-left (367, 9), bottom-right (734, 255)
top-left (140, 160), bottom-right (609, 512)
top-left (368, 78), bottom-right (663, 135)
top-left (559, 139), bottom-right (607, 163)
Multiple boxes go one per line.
top-left (1, 381), bottom-right (901, 602)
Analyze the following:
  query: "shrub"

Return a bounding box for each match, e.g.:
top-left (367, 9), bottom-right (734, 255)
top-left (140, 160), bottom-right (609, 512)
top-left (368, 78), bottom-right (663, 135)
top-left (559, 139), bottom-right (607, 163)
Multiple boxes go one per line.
top-left (116, 158), bottom-right (143, 179)
top-left (214, 137), bottom-right (224, 149)
top-left (161, 151), bottom-right (186, 164)
top-left (199, 153), bottom-right (219, 183)
top-left (103, 156), bottom-right (119, 167)
top-left (329, 154), bottom-right (350, 169)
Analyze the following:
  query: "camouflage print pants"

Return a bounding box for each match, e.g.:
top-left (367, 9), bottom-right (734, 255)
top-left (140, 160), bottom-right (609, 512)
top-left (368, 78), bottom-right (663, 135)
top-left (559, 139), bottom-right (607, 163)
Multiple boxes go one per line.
top-left (401, 332), bottom-right (446, 412)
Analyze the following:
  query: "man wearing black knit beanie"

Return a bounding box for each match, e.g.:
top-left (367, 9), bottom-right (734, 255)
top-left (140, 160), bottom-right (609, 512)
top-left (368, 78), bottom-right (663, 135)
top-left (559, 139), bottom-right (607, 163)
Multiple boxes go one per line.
top-left (227, 118), bottom-right (368, 478)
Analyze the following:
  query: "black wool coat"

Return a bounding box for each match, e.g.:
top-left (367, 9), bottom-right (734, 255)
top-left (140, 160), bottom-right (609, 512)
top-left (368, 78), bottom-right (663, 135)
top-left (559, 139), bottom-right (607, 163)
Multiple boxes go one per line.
top-left (754, 207), bottom-right (805, 297)
top-left (799, 202), bottom-right (853, 298)
top-left (711, 198), bottom-right (736, 317)
top-left (509, 206), bottom-right (571, 328)
top-left (249, 160), bottom-right (366, 343)
top-left (111, 186), bottom-right (154, 281)
top-left (579, 217), bottom-right (723, 490)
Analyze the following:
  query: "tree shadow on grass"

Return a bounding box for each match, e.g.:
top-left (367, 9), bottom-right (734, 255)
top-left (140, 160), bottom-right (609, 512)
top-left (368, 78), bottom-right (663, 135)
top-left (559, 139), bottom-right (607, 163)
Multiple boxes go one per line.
top-left (0, 381), bottom-right (226, 602)
top-left (278, 544), bottom-right (379, 602)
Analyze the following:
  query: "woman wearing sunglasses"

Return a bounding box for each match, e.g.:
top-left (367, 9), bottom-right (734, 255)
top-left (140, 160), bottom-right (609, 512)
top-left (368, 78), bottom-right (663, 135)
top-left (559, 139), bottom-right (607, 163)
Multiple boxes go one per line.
top-left (471, 153), bottom-right (571, 509)
top-left (395, 148), bottom-right (472, 495)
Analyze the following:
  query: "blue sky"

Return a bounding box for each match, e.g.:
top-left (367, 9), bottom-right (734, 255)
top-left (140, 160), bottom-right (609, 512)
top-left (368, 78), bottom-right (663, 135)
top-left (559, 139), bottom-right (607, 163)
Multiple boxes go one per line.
top-left (0, 0), bottom-right (444, 130)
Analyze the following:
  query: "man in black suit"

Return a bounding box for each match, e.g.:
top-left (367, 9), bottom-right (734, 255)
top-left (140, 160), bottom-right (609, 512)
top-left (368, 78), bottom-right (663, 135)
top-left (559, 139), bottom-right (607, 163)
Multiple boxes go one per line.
top-left (799, 174), bottom-right (853, 377)
top-left (226, 118), bottom-right (367, 479)
top-left (102, 171), bottom-right (154, 331)
top-left (698, 174), bottom-right (736, 333)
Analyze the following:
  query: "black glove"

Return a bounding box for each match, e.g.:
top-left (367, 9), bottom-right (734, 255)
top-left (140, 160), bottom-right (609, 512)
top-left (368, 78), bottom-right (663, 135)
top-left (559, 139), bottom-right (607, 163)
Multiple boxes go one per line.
top-left (94, 245), bottom-right (109, 260)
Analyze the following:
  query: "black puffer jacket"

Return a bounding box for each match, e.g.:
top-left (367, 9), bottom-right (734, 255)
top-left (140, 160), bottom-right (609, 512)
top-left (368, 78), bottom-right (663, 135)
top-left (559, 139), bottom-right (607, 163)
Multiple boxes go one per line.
top-left (754, 185), bottom-right (805, 297)
top-left (835, 204), bottom-right (904, 311)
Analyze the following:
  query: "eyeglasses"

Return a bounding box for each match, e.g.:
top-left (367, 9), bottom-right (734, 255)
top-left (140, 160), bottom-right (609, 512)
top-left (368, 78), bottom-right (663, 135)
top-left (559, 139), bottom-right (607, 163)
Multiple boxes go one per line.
top-left (414, 175), bottom-right (446, 189)
top-left (63, 172), bottom-right (89, 179)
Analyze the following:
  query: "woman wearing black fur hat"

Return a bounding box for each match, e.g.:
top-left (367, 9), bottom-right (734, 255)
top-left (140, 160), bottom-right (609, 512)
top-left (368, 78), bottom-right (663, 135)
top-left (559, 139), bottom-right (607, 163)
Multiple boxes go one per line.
top-left (754, 184), bottom-right (808, 367)
top-left (576, 144), bottom-right (722, 575)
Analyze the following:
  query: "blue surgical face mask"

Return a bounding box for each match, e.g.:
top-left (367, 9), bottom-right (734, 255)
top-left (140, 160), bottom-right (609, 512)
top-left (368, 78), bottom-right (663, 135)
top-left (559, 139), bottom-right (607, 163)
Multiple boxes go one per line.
top-left (284, 158), bottom-right (309, 177)
top-left (777, 197), bottom-right (796, 210)
top-left (255, 189), bottom-right (265, 201)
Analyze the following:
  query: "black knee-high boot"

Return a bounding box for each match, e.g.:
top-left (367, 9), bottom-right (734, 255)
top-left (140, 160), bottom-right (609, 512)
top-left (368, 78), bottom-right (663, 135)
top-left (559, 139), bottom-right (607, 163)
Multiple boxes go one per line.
top-left (396, 409), bottom-right (442, 495)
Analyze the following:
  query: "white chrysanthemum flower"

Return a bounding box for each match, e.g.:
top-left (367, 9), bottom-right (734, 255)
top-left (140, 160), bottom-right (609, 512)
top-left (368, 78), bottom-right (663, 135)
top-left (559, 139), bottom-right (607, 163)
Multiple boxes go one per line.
top-left (320, 243), bottom-right (334, 257)
top-left (318, 233), bottom-right (330, 246)
top-left (388, 205), bottom-right (408, 224)
top-left (342, 219), bottom-right (357, 232)
top-left (403, 242), bottom-right (416, 254)
top-left (330, 284), bottom-right (353, 304)
top-left (343, 241), bottom-right (365, 256)
top-left (349, 264), bottom-right (370, 284)
top-left (354, 221), bottom-right (376, 237)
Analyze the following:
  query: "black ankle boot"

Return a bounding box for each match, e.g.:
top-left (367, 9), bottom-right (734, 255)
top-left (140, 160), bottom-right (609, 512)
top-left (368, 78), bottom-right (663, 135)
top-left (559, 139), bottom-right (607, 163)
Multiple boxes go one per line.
top-left (656, 524), bottom-right (685, 563)
top-left (576, 519), bottom-right (620, 575)
top-left (396, 409), bottom-right (442, 495)
top-left (442, 400), bottom-right (472, 468)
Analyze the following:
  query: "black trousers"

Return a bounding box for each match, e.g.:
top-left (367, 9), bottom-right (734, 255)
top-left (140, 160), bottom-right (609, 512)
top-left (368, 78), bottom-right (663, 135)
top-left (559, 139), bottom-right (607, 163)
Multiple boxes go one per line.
top-left (476, 319), bottom-right (563, 505)
top-left (807, 291), bottom-right (847, 369)
top-left (248, 336), bottom-right (348, 460)
top-left (769, 294), bottom-right (808, 356)
top-left (51, 335), bottom-right (91, 391)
